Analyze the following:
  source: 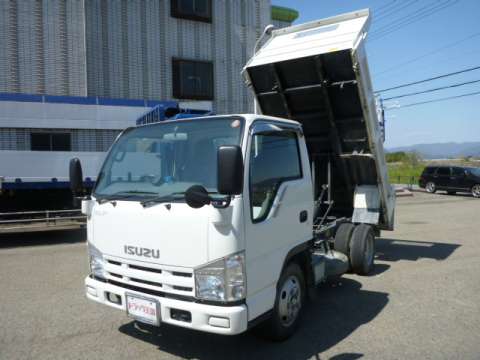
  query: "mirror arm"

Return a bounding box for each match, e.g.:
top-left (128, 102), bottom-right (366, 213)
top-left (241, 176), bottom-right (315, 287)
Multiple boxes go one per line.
top-left (72, 194), bottom-right (91, 208)
top-left (211, 195), bottom-right (232, 209)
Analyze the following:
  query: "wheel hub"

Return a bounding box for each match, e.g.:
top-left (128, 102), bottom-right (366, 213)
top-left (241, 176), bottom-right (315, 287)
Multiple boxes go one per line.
top-left (473, 185), bottom-right (480, 197)
top-left (278, 275), bottom-right (302, 327)
top-left (426, 182), bottom-right (435, 193)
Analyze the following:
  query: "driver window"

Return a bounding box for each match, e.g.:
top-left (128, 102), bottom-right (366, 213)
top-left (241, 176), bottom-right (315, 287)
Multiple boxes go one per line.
top-left (249, 131), bottom-right (302, 223)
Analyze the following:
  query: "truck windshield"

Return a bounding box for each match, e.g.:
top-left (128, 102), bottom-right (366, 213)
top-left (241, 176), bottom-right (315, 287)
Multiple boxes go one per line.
top-left (94, 117), bottom-right (244, 199)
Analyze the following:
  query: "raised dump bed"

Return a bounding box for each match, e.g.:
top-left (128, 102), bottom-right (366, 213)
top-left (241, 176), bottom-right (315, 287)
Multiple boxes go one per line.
top-left (244, 9), bottom-right (395, 230)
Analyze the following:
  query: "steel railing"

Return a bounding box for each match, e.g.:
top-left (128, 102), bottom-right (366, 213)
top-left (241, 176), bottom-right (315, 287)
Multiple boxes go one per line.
top-left (390, 175), bottom-right (419, 190)
top-left (0, 209), bottom-right (86, 232)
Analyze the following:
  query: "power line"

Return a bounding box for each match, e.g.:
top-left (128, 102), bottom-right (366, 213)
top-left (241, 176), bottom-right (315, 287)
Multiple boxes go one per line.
top-left (376, 65), bottom-right (480, 93)
top-left (373, 0), bottom-right (418, 23)
top-left (385, 90), bottom-right (480, 110)
top-left (374, 0), bottom-right (398, 15)
top-left (373, 31), bottom-right (480, 77)
top-left (383, 79), bottom-right (480, 100)
top-left (369, 0), bottom-right (458, 41)
top-left (381, 48), bottom-right (480, 78)
top-left (371, 0), bottom-right (438, 35)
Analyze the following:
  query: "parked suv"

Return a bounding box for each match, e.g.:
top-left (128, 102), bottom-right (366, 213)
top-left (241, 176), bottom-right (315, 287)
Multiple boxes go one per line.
top-left (419, 166), bottom-right (480, 198)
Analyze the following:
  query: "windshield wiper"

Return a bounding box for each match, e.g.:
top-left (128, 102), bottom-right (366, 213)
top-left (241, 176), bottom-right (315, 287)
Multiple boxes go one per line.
top-left (140, 192), bottom-right (186, 207)
top-left (96, 191), bottom-right (157, 204)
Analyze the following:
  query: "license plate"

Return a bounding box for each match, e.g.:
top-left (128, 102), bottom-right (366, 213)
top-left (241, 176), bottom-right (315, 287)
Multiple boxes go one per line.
top-left (125, 293), bottom-right (160, 325)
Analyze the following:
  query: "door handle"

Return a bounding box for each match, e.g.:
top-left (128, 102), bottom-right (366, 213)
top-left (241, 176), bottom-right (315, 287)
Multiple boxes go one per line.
top-left (299, 210), bottom-right (308, 223)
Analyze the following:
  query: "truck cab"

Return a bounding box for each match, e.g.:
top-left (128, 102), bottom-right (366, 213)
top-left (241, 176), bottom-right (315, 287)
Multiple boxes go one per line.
top-left (79, 114), bottom-right (315, 337)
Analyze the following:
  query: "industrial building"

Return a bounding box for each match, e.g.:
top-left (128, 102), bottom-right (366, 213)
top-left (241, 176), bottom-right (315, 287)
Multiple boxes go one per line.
top-left (0, 0), bottom-right (298, 212)
top-left (0, 0), bottom-right (298, 112)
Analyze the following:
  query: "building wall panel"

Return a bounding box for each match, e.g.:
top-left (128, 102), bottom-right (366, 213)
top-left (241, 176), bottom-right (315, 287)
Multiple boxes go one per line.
top-left (0, 0), bottom-right (295, 114)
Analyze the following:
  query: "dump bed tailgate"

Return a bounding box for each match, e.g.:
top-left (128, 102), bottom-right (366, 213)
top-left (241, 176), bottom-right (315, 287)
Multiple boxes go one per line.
top-left (244, 9), bottom-right (394, 230)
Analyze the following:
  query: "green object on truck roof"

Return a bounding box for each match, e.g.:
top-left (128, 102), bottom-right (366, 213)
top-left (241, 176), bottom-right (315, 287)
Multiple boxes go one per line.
top-left (271, 5), bottom-right (299, 23)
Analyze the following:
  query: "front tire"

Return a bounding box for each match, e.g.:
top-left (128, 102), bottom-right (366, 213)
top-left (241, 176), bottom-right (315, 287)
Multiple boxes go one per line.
top-left (350, 224), bottom-right (375, 275)
top-left (426, 182), bottom-right (436, 193)
top-left (472, 184), bottom-right (480, 198)
top-left (261, 263), bottom-right (305, 341)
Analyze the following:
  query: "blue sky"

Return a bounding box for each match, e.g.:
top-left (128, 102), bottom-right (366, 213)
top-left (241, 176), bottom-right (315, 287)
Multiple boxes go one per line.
top-left (271, 0), bottom-right (480, 148)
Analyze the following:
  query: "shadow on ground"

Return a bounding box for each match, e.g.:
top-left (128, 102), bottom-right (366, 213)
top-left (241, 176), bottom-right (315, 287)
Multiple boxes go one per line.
top-left (376, 238), bottom-right (460, 262)
top-left (0, 229), bottom-right (85, 248)
top-left (119, 278), bottom-right (388, 360)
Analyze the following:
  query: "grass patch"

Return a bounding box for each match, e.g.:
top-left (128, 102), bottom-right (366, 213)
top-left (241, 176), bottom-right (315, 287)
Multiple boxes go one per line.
top-left (388, 163), bottom-right (424, 183)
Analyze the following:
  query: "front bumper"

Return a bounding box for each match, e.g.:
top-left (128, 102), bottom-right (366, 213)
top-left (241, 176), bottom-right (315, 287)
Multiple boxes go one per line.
top-left (85, 276), bottom-right (248, 335)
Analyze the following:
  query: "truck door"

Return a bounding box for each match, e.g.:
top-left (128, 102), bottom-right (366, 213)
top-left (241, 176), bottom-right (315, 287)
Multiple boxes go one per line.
top-left (244, 125), bottom-right (313, 316)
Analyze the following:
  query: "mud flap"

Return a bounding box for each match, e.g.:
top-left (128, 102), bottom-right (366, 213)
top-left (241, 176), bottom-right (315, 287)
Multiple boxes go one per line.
top-left (352, 185), bottom-right (380, 225)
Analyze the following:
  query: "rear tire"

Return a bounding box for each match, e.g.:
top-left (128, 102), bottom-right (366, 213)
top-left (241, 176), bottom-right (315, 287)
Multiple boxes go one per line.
top-left (472, 184), bottom-right (480, 198)
top-left (350, 224), bottom-right (375, 275)
top-left (334, 223), bottom-right (355, 257)
top-left (260, 262), bottom-right (305, 341)
top-left (426, 182), bottom-right (436, 193)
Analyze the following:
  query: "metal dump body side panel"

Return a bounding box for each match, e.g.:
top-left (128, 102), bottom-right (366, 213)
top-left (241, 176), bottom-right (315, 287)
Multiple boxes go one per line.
top-left (243, 9), bottom-right (394, 230)
top-left (351, 40), bottom-right (395, 229)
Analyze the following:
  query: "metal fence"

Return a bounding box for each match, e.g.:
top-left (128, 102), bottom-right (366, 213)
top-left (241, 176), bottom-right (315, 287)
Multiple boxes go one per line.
top-left (391, 175), bottom-right (419, 190)
top-left (0, 209), bottom-right (85, 233)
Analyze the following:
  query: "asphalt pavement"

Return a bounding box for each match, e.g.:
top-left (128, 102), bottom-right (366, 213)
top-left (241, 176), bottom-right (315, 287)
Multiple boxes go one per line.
top-left (0, 192), bottom-right (479, 360)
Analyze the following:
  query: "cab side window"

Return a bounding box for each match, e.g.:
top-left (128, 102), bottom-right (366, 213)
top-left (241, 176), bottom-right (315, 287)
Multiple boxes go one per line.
top-left (249, 131), bottom-right (302, 222)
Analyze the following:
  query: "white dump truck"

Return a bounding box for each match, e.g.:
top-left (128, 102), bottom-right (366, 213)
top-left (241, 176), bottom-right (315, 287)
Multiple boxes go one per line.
top-left (71, 9), bottom-right (395, 340)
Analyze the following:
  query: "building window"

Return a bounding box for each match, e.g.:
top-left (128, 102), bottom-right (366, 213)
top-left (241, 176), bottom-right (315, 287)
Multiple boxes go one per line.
top-left (172, 59), bottom-right (214, 100)
top-left (171, 0), bottom-right (212, 23)
top-left (31, 133), bottom-right (71, 151)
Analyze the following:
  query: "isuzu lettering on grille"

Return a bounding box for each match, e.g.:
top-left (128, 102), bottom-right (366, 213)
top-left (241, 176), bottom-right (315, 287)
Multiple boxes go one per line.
top-left (124, 245), bottom-right (160, 259)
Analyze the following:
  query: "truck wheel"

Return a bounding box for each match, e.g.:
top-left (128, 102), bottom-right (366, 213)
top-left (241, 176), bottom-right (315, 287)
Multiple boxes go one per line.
top-left (262, 262), bottom-right (305, 341)
top-left (425, 182), bottom-right (436, 193)
top-left (334, 223), bottom-right (355, 257)
top-left (350, 224), bottom-right (375, 275)
top-left (472, 184), bottom-right (480, 198)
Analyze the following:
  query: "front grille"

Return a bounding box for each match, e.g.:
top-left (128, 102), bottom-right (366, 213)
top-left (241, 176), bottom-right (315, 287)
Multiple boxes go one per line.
top-left (106, 279), bottom-right (194, 302)
top-left (129, 263), bottom-right (162, 273)
top-left (130, 277), bottom-right (163, 287)
top-left (104, 256), bottom-right (195, 297)
top-left (172, 271), bottom-right (192, 278)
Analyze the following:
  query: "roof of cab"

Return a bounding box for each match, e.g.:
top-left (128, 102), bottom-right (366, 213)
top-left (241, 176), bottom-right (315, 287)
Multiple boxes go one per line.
top-left (134, 113), bottom-right (301, 129)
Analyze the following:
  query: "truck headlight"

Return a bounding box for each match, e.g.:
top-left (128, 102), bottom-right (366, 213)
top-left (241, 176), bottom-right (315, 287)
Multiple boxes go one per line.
top-left (88, 244), bottom-right (106, 280)
top-left (195, 251), bottom-right (246, 302)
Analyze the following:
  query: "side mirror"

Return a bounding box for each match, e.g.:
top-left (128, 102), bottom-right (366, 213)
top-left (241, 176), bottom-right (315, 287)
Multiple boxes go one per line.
top-left (185, 185), bottom-right (211, 209)
top-left (217, 145), bottom-right (244, 195)
top-left (69, 158), bottom-right (84, 196)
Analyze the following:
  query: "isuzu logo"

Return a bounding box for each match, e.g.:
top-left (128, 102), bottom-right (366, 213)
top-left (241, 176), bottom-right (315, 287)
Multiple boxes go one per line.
top-left (124, 245), bottom-right (160, 259)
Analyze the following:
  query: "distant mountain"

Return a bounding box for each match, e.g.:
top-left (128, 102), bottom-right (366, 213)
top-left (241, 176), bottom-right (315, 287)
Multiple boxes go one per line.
top-left (387, 142), bottom-right (480, 159)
